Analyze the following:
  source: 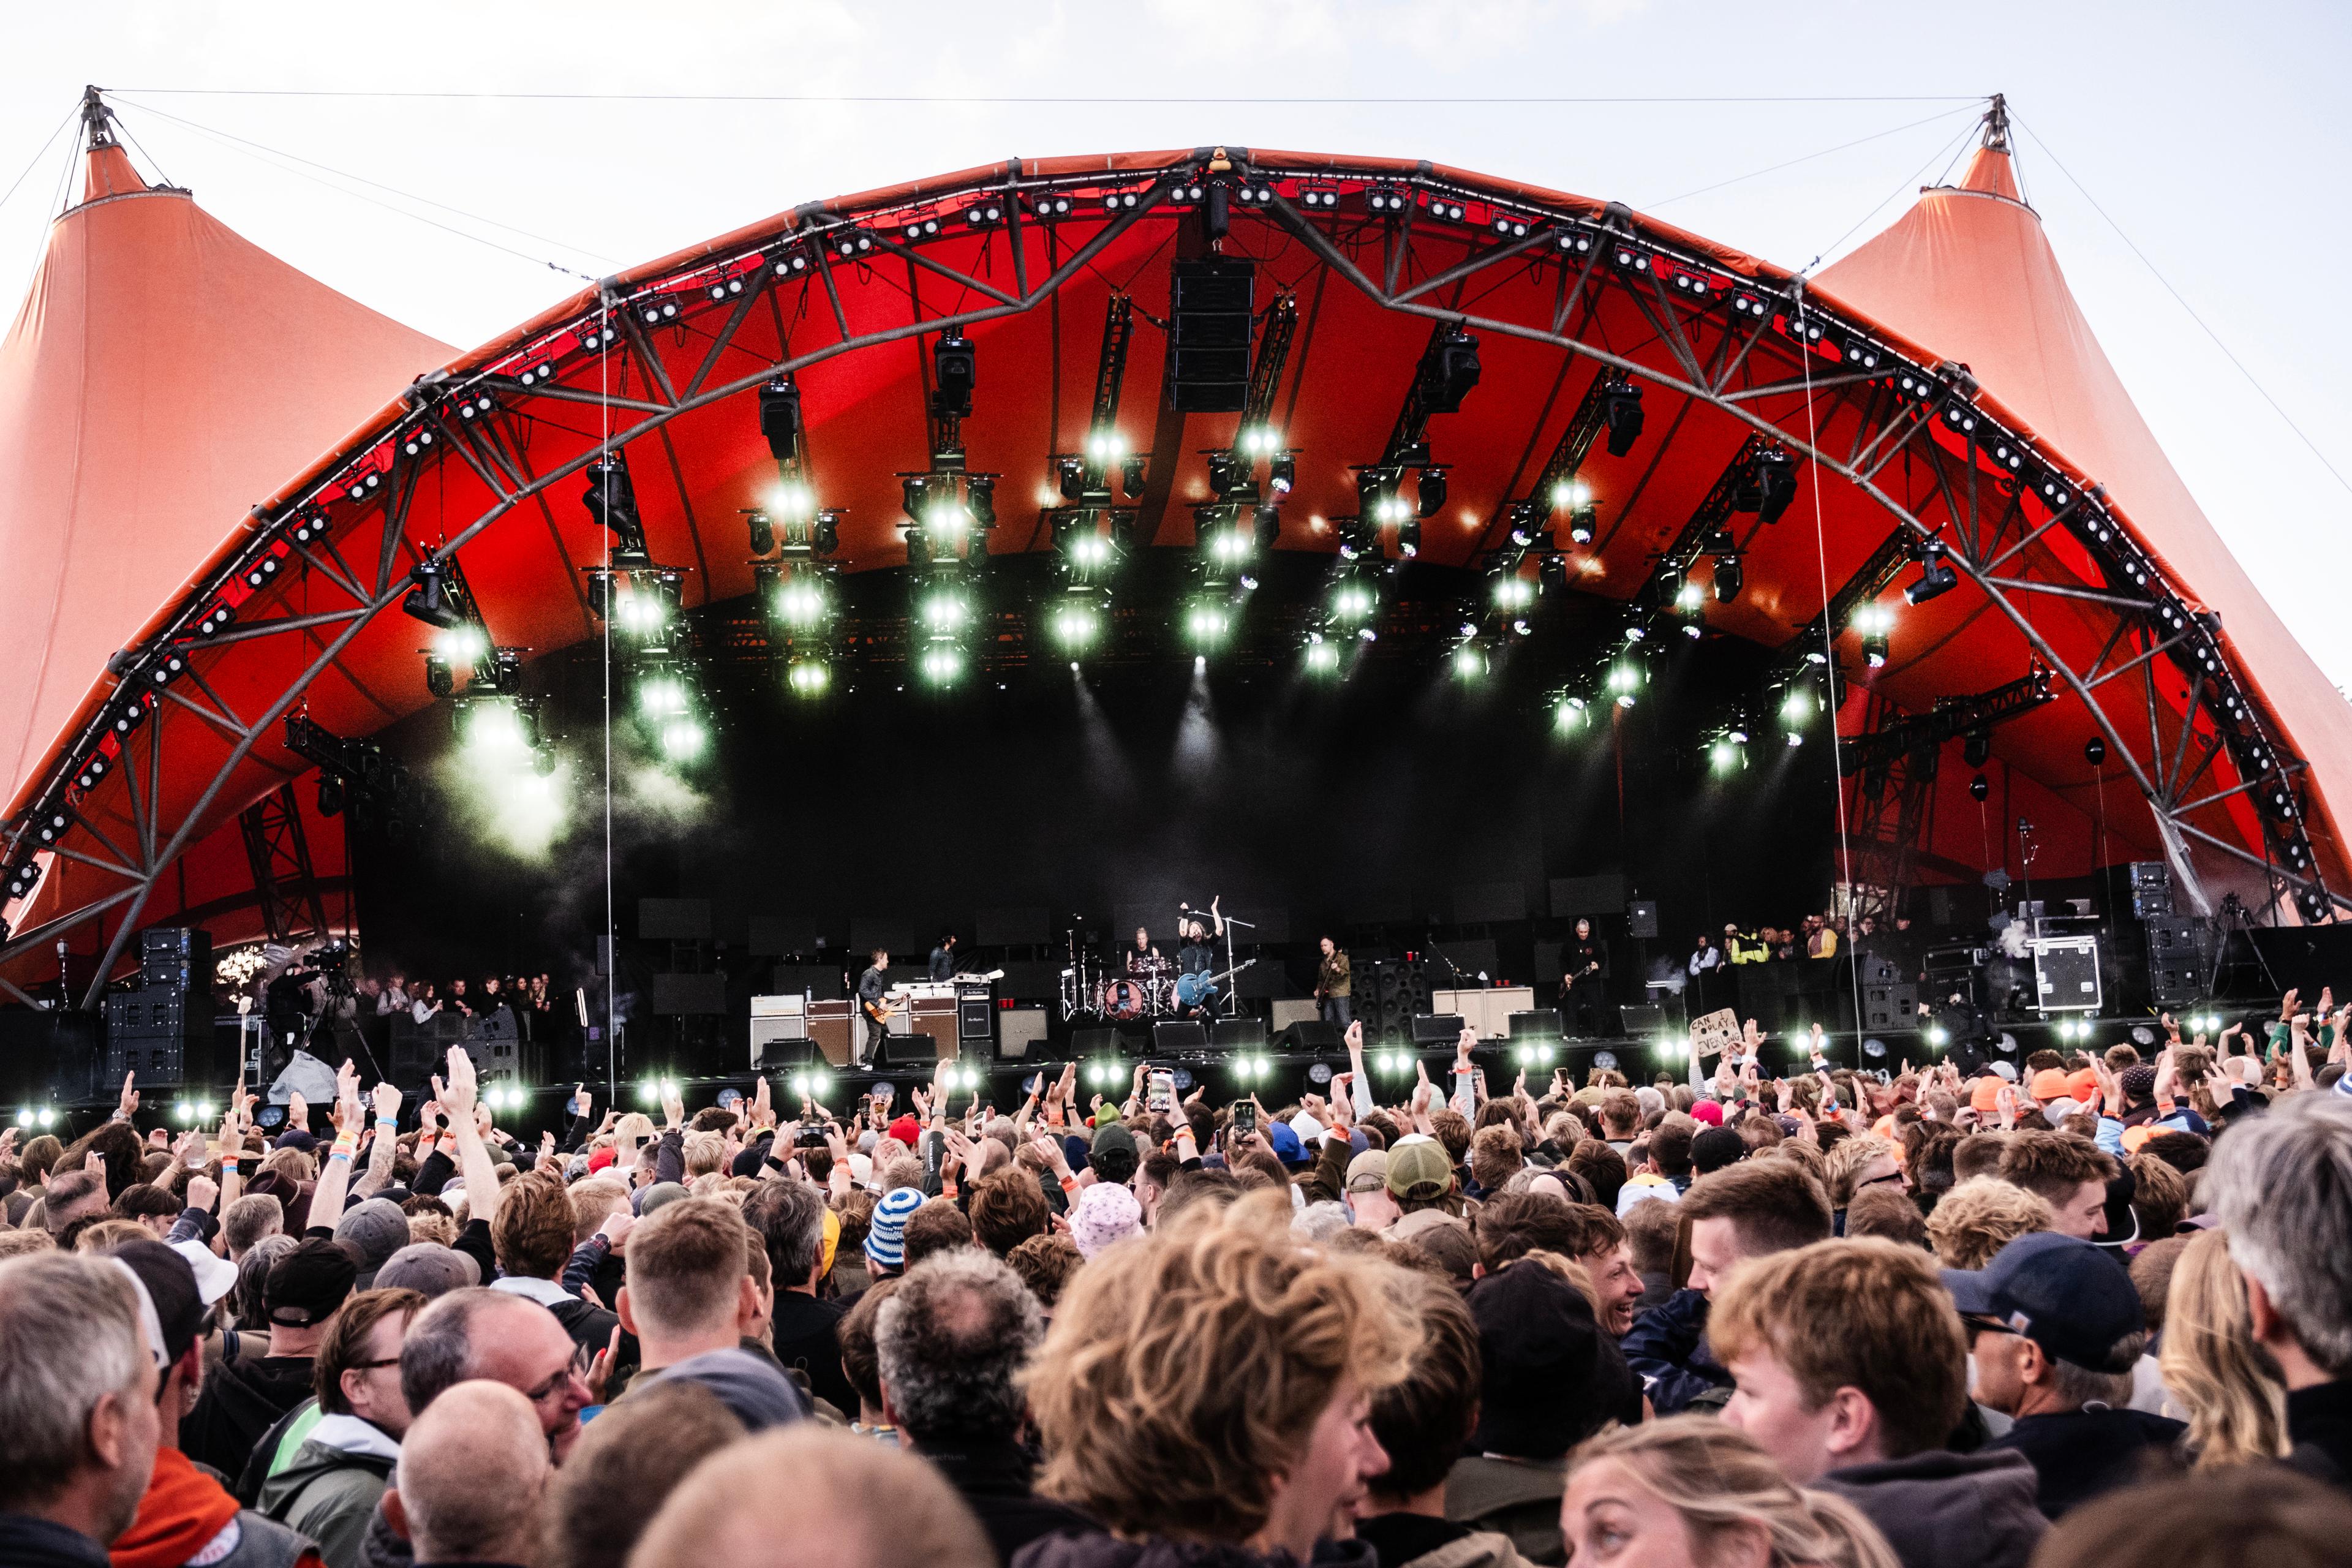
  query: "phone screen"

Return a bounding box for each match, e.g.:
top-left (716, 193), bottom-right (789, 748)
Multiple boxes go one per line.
top-left (1148, 1071), bottom-right (1175, 1113)
top-left (1232, 1102), bottom-right (1257, 1139)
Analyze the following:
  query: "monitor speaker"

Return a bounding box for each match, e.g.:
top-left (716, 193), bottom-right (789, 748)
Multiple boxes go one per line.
top-left (1211, 1019), bottom-right (1267, 1050)
top-left (1410, 1013), bottom-right (1466, 1044)
top-left (1275, 1021), bottom-right (1343, 1052)
top-left (1861, 983), bottom-right (1919, 1032)
top-left (1617, 1003), bottom-right (1664, 1037)
top-left (1151, 1020), bottom-right (1209, 1054)
top-left (957, 998), bottom-right (994, 1041)
top-left (1070, 1027), bottom-right (1120, 1057)
top-left (1509, 1009), bottom-right (1566, 1040)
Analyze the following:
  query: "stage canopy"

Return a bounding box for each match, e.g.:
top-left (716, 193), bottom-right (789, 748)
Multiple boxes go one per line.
top-left (2, 98), bottom-right (2342, 998)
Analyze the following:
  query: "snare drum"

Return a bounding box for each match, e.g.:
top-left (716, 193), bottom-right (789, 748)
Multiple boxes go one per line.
top-left (1107, 978), bottom-right (1150, 1020)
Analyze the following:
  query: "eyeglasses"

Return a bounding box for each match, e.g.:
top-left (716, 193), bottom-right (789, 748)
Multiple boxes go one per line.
top-left (1855, 1172), bottom-right (1905, 1191)
top-left (522, 1348), bottom-right (592, 1404)
top-left (1962, 1315), bottom-right (2018, 1344)
top-left (348, 1358), bottom-right (402, 1372)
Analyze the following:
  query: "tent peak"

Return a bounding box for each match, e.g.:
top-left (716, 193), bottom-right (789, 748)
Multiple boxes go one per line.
top-left (72, 89), bottom-right (159, 207)
top-left (1983, 92), bottom-right (2012, 154)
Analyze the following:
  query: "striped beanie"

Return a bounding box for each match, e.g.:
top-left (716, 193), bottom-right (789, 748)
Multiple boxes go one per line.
top-left (865, 1185), bottom-right (924, 1270)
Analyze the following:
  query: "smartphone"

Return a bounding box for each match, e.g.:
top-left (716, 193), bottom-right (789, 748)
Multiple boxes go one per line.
top-left (1147, 1069), bottom-right (1175, 1115)
top-left (796, 1125), bottom-right (829, 1149)
top-left (1231, 1101), bottom-right (1257, 1139)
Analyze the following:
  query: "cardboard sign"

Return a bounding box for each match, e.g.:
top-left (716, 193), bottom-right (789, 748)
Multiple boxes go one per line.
top-left (1691, 1008), bottom-right (1741, 1060)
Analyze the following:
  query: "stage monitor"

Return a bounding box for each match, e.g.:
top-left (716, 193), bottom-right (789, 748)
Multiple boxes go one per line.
top-left (1071, 1027), bottom-right (1121, 1057)
top-left (1618, 1003), bottom-right (1665, 1038)
top-left (1409, 1013), bottom-right (1467, 1044)
top-left (1508, 1008), bottom-right (1565, 1041)
top-left (639, 899), bottom-right (711, 941)
top-left (1211, 1019), bottom-right (1266, 1050)
top-left (1275, 1021), bottom-right (1343, 1052)
top-left (1152, 1020), bottom-right (1209, 1054)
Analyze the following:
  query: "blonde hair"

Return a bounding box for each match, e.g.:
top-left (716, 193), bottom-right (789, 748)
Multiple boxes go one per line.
top-left (2160, 1227), bottom-right (2290, 1468)
top-left (1023, 1187), bottom-right (1415, 1542)
top-left (682, 1131), bottom-right (726, 1179)
top-left (1568, 1416), bottom-right (1899, 1568)
top-left (1822, 1135), bottom-right (1897, 1209)
top-left (1924, 1177), bottom-right (2052, 1270)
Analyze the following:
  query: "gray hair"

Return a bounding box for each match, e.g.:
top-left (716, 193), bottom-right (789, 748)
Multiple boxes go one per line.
top-left (222, 1192), bottom-right (285, 1257)
top-left (2206, 1092), bottom-right (2352, 1378)
top-left (0, 1252), bottom-right (146, 1510)
top-left (1291, 1201), bottom-right (1352, 1243)
top-left (2048, 1329), bottom-right (2144, 1408)
top-left (235, 1233), bottom-right (298, 1330)
top-left (875, 1249), bottom-right (1041, 1446)
top-left (741, 1179), bottom-right (828, 1289)
top-left (40, 1169), bottom-right (106, 1236)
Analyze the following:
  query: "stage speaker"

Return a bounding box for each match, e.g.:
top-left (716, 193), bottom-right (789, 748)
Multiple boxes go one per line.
top-left (1211, 1019), bottom-right (1267, 1050)
top-left (1410, 1013), bottom-right (1466, 1044)
top-left (1860, 983), bottom-right (1918, 1032)
top-left (0, 1008), bottom-right (105, 1107)
top-left (1509, 1009), bottom-right (1565, 1041)
top-left (140, 927), bottom-right (213, 992)
top-left (1167, 258), bottom-right (1254, 412)
top-left (1071, 1027), bottom-right (1120, 1057)
top-left (1270, 999), bottom-right (1319, 1031)
top-left (1855, 955), bottom-right (1902, 987)
top-left (1626, 900), bottom-right (1659, 940)
top-left (749, 1016), bottom-right (814, 1071)
top-left (1152, 1020), bottom-right (1209, 1054)
top-left (957, 998), bottom-right (994, 1042)
top-left (1617, 1003), bottom-right (1664, 1038)
top-left (874, 1031), bottom-right (940, 1069)
top-left (1276, 1021), bottom-right (1343, 1052)
top-left (994, 1005), bottom-right (1047, 1060)
top-left (2128, 861), bottom-right (2174, 917)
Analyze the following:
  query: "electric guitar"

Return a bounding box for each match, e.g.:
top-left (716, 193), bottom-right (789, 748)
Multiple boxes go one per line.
top-left (1175, 958), bottom-right (1256, 1009)
top-left (863, 987), bottom-right (910, 1026)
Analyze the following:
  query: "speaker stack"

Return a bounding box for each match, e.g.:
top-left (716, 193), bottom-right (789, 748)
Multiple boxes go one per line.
top-left (103, 927), bottom-right (215, 1086)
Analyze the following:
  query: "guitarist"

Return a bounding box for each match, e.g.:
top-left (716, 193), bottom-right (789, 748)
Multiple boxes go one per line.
top-left (856, 946), bottom-right (897, 1066)
top-left (1176, 897), bottom-right (1224, 1015)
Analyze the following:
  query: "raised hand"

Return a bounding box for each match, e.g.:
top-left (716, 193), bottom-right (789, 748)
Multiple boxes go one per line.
top-left (117, 1071), bottom-right (140, 1120)
top-left (438, 1045), bottom-right (478, 1122)
top-left (1345, 1020), bottom-right (1365, 1053)
top-left (185, 1173), bottom-right (219, 1213)
top-left (371, 1078), bottom-right (402, 1124)
top-left (288, 1089), bottom-right (309, 1129)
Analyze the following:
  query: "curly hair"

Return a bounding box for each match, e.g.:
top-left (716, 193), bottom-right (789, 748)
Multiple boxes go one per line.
top-left (1469, 1124), bottom-right (1526, 1192)
top-left (967, 1168), bottom-right (1050, 1257)
top-left (1567, 1416), bottom-right (1898, 1568)
top-left (1025, 1188), bottom-right (1415, 1542)
top-left (876, 1250), bottom-right (1041, 1446)
top-left (1923, 1177), bottom-right (2052, 1270)
top-left (1005, 1232), bottom-right (1083, 1310)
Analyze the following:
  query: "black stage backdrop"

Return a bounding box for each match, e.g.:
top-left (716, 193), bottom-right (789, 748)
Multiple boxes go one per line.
top-left (355, 590), bottom-right (1849, 1064)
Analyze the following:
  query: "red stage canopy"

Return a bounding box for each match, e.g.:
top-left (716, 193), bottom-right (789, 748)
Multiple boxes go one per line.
top-left (1, 112), bottom-right (2336, 993)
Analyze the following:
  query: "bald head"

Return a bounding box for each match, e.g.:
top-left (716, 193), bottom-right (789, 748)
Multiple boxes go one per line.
top-left (392, 1381), bottom-right (548, 1565)
top-left (628, 1425), bottom-right (989, 1568)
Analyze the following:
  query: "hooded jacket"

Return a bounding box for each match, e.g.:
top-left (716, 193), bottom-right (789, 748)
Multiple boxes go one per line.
top-left (255, 1415), bottom-right (401, 1568)
top-left (633, 1346), bottom-right (807, 1431)
top-left (1442, 1457), bottom-right (1569, 1567)
top-left (0, 1515), bottom-right (108, 1568)
top-left (1812, 1448), bottom-right (2046, 1568)
top-left (181, 1355), bottom-right (319, 1482)
top-left (1617, 1289), bottom-right (1730, 1415)
top-left (113, 1447), bottom-right (324, 1568)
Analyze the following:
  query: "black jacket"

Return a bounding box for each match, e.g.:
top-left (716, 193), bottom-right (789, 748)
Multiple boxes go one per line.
top-left (769, 1292), bottom-right (857, 1417)
top-left (1814, 1448), bottom-right (2046, 1568)
top-left (1618, 1289), bottom-right (1730, 1414)
top-left (922, 1441), bottom-right (1096, 1568)
top-left (1016, 1532), bottom-right (1376, 1568)
top-left (2286, 1380), bottom-right (2352, 1488)
top-left (1991, 1406), bottom-right (2185, 1518)
top-left (181, 1352), bottom-right (317, 1481)
top-left (0, 1515), bottom-right (109, 1568)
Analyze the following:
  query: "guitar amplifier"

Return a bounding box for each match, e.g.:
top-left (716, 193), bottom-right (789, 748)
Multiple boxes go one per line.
top-left (1410, 1013), bottom-right (1467, 1044)
top-left (957, 998), bottom-right (995, 1042)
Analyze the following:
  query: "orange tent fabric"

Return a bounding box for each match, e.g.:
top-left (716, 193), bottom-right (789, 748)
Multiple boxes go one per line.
top-left (0, 144), bottom-right (456, 805)
top-left (1814, 145), bottom-right (2352, 889)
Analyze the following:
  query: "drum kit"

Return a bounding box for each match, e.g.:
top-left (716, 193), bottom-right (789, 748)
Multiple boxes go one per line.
top-left (1063, 957), bottom-right (1183, 1020)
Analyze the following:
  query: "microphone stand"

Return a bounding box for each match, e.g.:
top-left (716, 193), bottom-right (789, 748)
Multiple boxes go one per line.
top-left (1220, 914), bottom-right (1254, 1019)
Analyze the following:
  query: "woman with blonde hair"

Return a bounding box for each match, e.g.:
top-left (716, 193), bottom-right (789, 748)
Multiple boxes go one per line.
top-left (2158, 1227), bottom-right (2290, 1468)
top-left (1562, 1416), bottom-right (1898, 1568)
top-left (1020, 1186), bottom-right (1417, 1567)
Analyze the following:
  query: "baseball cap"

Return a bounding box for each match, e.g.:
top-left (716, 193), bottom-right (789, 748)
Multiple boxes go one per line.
top-left (1344, 1149), bottom-right (1389, 1194)
top-left (2029, 1069), bottom-right (2071, 1102)
top-left (886, 1115), bottom-right (922, 1148)
top-left (865, 1185), bottom-right (924, 1269)
top-left (113, 1240), bottom-right (208, 1367)
top-left (334, 1197), bottom-right (412, 1283)
top-left (1090, 1120), bottom-right (1137, 1160)
top-left (1291, 1111), bottom-right (1327, 1143)
top-left (266, 1236), bottom-right (359, 1328)
top-left (1266, 1119), bottom-right (1306, 1167)
top-left (373, 1243), bottom-right (480, 1298)
top-left (1942, 1231), bottom-right (2143, 1370)
top-left (636, 1181), bottom-right (690, 1217)
top-left (1986, 1060), bottom-right (2019, 1082)
top-left (586, 1146), bottom-right (617, 1175)
top-left (1386, 1135), bottom-right (1455, 1200)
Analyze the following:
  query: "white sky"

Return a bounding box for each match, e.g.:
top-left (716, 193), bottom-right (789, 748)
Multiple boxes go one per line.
top-left (5, 1), bottom-right (2346, 683)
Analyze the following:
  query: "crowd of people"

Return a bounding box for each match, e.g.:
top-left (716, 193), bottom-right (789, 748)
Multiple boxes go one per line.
top-left (3, 1004), bottom-right (2351, 1568)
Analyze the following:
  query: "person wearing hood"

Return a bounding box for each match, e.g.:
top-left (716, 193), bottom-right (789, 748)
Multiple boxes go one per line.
top-left (102, 1240), bottom-right (325, 1568)
top-left (1950, 1232), bottom-right (2185, 1517)
top-left (1444, 1258), bottom-right (1643, 1565)
top-left (1355, 1275), bottom-right (1532, 1568)
top-left (257, 1290), bottom-right (423, 1567)
top-left (1711, 1238), bottom-right (2046, 1568)
top-left (183, 1238), bottom-right (357, 1480)
top-left (618, 1196), bottom-right (806, 1431)
top-left (1016, 1188), bottom-right (1412, 1568)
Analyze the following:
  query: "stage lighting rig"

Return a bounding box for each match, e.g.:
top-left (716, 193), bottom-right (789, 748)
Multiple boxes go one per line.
top-left (1854, 602), bottom-right (1894, 669)
top-left (1710, 537), bottom-right (1743, 603)
top-left (1417, 326), bottom-right (1480, 417)
top-left (758, 377), bottom-right (802, 467)
top-left (402, 561), bottom-right (463, 630)
top-left (1417, 466), bottom-right (1449, 518)
top-left (1735, 447), bottom-right (1798, 525)
top-left (582, 454), bottom-right (651, 567)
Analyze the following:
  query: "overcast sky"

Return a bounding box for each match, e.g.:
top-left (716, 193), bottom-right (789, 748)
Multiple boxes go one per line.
top-left (5, 1), bottom-right (2346, 684)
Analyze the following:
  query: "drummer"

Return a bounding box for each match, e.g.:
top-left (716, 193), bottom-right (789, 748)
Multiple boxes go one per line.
top-left (1126, 927), bottom-right (1164, 974)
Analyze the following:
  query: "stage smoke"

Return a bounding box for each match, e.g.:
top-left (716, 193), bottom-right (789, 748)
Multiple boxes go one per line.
top-left (434, 742), bottom-right (573, 861)
top-left (1174, 662), bottom-right (1221, 783)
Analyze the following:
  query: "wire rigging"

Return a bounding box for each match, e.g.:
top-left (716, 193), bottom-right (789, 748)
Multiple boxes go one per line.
top-left (107, 88), bottom-right (1990, 105)
top-left (1643, 101), bottom-right (1985, 211)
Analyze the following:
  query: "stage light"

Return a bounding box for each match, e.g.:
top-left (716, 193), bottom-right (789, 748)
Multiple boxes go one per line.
top-left (636, 671), bottom-right (690, 720)
top-left (1926, 1025), bottom-right (1950, 1047)
top-left (1453, 644), bottom-right (1486, 680)
top-left (1417, 327), bottom-right (1481, 414)
top-left (1417, 467), bottom-right (1449, 517)
top-left (1603, 380), bottom-right (1645, 457)
top-left (435, 623), bottom-right (489, 667)
top-left (813, 511), bottom-right (840, 556)
top-left (1855, 603), bottom-right (1894, 668)
top-left (402, 562), bottom-right (462, 630)
top-left (1396, 519), bottom-right (1420, 559)
top-left (615, 585), bottom-right (669, 639)
top-left (1492, 575), bottom-right (1534, 611)
top-left (582, 456), bottom-right (650, 564)
top-left (1365, 185), bottom-right (1411, 213)
top-left (1675, 579), bottom-right (1705, 612)
top-left (787, 655), bottom-right (831, 696)
top-left (1304, 635), bottom-right (1340, 674)
top-left (1183, 597), bottom-right (1232, 647)
top-left (1906, 540), bottom-right (1959, 606)
top-left (1050, 594), bottom-right (1102, 652)
top-left (1267, 451), bottom-right (1295, 493)
top-left (1607, 662), bottom-right (1641, 708)
top-left (930, 333), bottom-right (976, 419)
top-left (1119, 453), bottom-right (1150, 499)
top-left (921, 585), bottom-right (969, 630)
top-left (1713, 553), bottom-right (1742, 601)
top-left (745, 510), bottom-right (776, 555)
top-left (424, 655), bottom-right (454, 699)
top-left (920, 646), bottom-right (965, 685)
top-left (1781, 684), bottom-right (1814, 725)
top-left (774, 569), bottom-right (831, 628)
top-left (1253, 502), bottom-right (1281, 551)
top-left (1624, 625), bottom-right (1646, 644)
top-left (1710, 736), bottom-right (1744, 771)
top-left (1331, 581), bottom-right (1377, 622)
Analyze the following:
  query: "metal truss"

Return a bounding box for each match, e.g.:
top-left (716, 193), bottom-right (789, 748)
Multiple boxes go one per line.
top-left (237, 782), bottom-right (328, 945)
top-left (4, 146), bottom-right (2331, 1000)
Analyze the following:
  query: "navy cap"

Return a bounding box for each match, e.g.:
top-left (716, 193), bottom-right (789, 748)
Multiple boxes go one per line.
top-left (1942, 1231), bottom-right (2143, 1371)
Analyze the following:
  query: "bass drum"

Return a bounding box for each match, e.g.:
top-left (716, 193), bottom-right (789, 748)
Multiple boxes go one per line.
top-left (1107, 978), bottom-right (1150, 1020)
